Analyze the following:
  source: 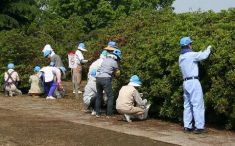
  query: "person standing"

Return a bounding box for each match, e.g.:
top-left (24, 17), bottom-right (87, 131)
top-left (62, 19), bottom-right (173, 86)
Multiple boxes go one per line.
top-left (73, 43), bottom-right (88, 94)
top-left (179, 37), bottom-right (211, 134)
top-left (83, 50), bottom-right (108, 115)
top-left (95, 49), bottom-right (121, 117)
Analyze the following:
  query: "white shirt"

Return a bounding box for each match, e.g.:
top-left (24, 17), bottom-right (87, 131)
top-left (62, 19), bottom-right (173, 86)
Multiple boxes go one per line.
top-left (75, 50), bottom-right (84, 64)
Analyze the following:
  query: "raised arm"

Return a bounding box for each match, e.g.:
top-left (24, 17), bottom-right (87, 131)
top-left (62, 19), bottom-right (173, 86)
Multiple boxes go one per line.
top-left (193, 45), bottom-right (211, 61)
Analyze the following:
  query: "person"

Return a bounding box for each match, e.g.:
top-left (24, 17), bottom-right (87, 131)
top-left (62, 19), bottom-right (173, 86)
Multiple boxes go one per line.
top-left (42, 44), bottom-right (64, 67)
top-left (178, 37), bottom-right (211, 134)
top-left (4, 63), bottom-right (22, 97)
top-left (88, 50), bottom-right (108, 78)
top-left (49, 62), bottom-right (65, 98)
top-left (95, 48), bottom-right (122, 117)
top-left (28, 66), bottom-right (44, 96)
top-left (83, 51), bottom-right (108, 115)
top-left (83, 69), bottom-right (108, 114)
top-left (73, 43), bottom-right (88, 94)
top-left (116, 75), bottom-right (151, 122)
top-left (40, 65), bottom-right (66, 99)
top-left (103, 41), bottom-right (117, 53)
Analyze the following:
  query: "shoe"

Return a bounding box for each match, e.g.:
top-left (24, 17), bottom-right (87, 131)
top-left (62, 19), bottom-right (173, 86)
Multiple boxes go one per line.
top-left (91, 110), bottom-right (96, 116)
top-left (73, 90), bottom-right (83, 94)
top-left (46, 96), bottom-right (56, 100)
top-left (95, 114), bottom-right (100, 118)
top-left (124, 114), bottom-right (132, 122)
top-left (9, 91), bottom-right (13, 97)
top-left (16, 91), bottom-right (22, 96)
top-left (193, 129), bottom-right (207, 134)
top-left (184, 128), bottom-right (193, 133)
top-left (57, 94), bottom-right (62, 98)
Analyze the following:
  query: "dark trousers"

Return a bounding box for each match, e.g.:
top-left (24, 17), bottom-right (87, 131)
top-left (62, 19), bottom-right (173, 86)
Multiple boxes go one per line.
top-left (95, 77), bottom-right (113, 116)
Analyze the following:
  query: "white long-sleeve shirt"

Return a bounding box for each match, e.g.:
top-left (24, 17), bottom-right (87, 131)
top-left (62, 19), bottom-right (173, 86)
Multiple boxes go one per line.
top-left (75, 50), bottom-right (84, 65)
top-left (179, 48), bottom-right (211, 79)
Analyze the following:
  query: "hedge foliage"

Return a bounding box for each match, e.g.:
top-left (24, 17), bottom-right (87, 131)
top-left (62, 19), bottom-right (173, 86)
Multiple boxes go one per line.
top-left (85, 9), bottom-right (235, 129)
top-left (0, 8), bottom-right (235, 129)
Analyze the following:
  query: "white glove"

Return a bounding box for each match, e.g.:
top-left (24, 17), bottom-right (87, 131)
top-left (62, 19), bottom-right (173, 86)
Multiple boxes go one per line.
top-left (143, 99), bottom-right (147, 105)
top-left (81, 60), bottom-right (88, 63)
top-left (207, 45), bottom-right (212, 50)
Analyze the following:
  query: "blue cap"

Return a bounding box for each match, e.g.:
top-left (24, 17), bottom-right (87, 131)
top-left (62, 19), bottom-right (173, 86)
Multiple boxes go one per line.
top-left (180, 37), bottom-right (192, 46)
top-left (100, 50), bottom-right (108, 58)
top-left (34, 66), bottom-right (41, 72)
top-left (7, 63), bottom-right (15, 69)
top-left (129, 75), bottom-right (142, 86)
top-left (108, 41), bottom-right (117, 48)
top-left (113, 49), bottom-right (122, 59)
top-left (78, 43), bottom-right (87, 51)
top-left (43, 50), bottom-right (51, 58)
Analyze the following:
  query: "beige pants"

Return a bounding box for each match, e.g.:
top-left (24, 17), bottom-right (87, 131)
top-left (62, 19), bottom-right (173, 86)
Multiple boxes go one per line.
top-left (117, 107), bottom-right (145, 115)
top-left (72, 65), bottom-right (82, 91)
top-left (5, 84), bottom-right (22, 96)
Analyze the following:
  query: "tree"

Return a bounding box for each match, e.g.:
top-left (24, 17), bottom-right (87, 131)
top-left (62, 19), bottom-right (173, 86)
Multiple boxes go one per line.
top-left (39, 0), bottom-right (175, 30)
top-left (0, 0), bottom-right (38, 30)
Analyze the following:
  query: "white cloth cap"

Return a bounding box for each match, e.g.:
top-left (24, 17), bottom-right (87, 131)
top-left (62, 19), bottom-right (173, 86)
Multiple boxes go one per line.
top-left (43, 44), bottom-right (53, 52)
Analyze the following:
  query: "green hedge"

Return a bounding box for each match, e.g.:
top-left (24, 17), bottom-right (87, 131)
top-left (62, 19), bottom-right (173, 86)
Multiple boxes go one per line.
top-left (85, 9), bottom-right (235, 129)
top-left (1, 8), bottom-right (235, 129)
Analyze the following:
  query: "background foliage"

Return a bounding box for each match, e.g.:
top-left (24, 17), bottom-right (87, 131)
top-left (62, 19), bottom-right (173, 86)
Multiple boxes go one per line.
top-left (0, 0), bottom-right (235, 130)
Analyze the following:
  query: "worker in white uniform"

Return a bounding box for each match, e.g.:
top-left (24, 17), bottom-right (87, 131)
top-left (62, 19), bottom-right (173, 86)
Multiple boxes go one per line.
top-left (179, 36), bottom-right (211, 134)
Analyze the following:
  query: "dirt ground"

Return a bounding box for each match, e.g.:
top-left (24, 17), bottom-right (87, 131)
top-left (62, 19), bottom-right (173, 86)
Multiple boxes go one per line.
top-left (0, 81), bottom-right (234, 146)
top-left (0, 108), bottom-right (174, 146)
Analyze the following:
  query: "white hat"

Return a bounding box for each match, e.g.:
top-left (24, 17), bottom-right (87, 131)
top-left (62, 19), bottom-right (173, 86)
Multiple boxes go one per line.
top-left (43, 44), bottom-right (53, 52)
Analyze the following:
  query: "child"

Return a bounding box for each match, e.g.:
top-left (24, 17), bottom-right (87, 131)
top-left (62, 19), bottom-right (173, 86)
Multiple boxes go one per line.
top-left (4, 63), bottom-right (22, 97)
top-left (28, 66), bottom-right (44, 96)
top-left (40, 65), bottom-right (66, 99)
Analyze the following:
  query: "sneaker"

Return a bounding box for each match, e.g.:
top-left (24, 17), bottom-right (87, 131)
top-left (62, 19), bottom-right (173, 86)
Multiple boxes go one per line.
top-left (57, 94), bottom-right (62, 98)
top-left (184, 128), bottom-right (193, 133)
top-left (193, 129), bottom-right (207, 134)
top-left (95, 114), bottom-right (100, 118)
top-left (124, 114), bottom-right (132, 122)
top-left (91, 110), bottom-right (96, 116)
top-left (9, 91), bottom-right (13, 97)
top-left (73, 90), bottom-right (83, 94)
top-left (46, 96), bottom-right (56, 100)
